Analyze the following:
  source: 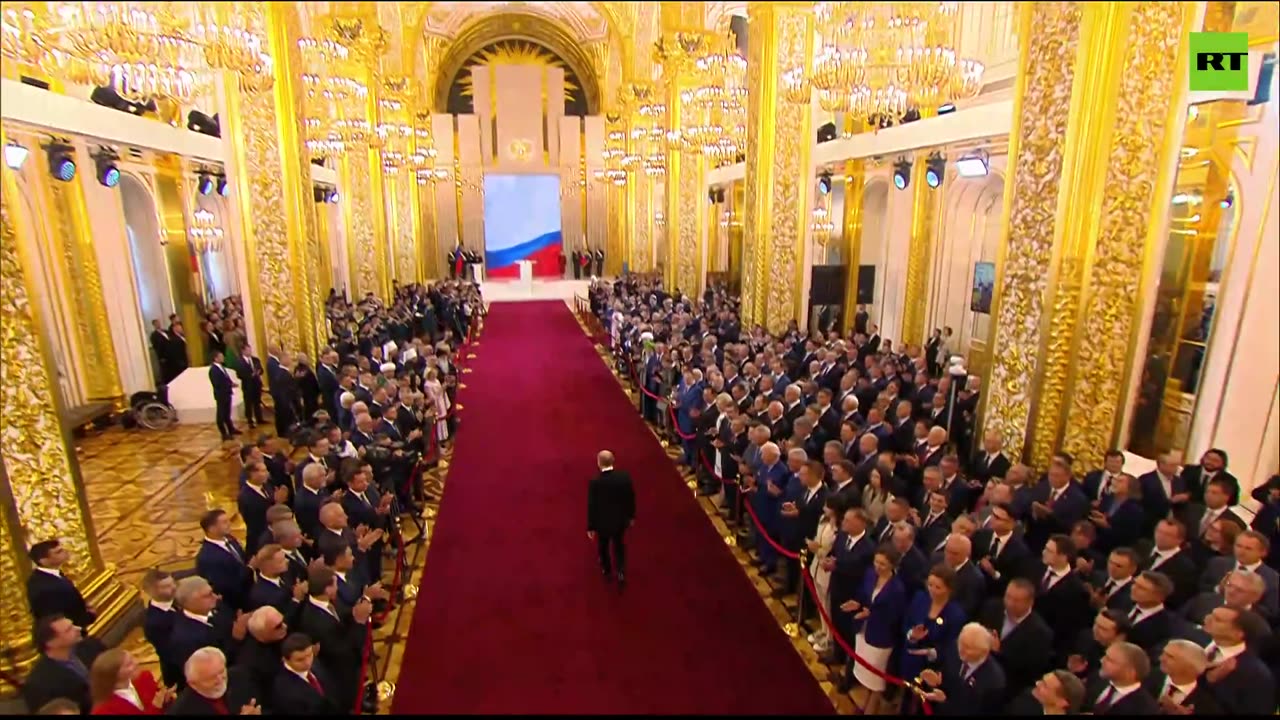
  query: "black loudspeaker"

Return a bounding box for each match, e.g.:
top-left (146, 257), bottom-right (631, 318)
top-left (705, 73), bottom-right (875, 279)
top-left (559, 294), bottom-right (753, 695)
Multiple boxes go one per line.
top-left (809, 265), bottom-right (846, 306)
top-left (857, 265), bottom-right (877, 305)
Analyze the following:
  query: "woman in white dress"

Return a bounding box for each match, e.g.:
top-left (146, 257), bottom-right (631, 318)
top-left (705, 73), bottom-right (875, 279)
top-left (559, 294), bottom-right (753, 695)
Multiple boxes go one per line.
top-left (840, 547), bottom-right (906, 713)
top-left (805, 496), bottom-right (842, 653)
top-left (423, 368), bottom-right (451, 444)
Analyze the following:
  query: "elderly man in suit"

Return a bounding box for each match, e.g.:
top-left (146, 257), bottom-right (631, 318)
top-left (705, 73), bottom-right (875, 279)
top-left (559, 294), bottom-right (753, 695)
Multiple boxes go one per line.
top-left (918, 622), bottom-right (1007, 715)
top-left (168, 576), bottom-right (249, 686)
top-left (168, 647), bottom-right (261, 715)
top-left (1199, 529), bottom-right (1279, 617)
top-left (979, 578), bottom-right (1054, 703)
top-left (1183, 568), bottom-right (1269, 626)
top-left (1144, 639), bottom-right (1222, 713)
top-left (587, 450), bottom-right (636, 586)
top-left (25, 539), bottom-right (96, 629)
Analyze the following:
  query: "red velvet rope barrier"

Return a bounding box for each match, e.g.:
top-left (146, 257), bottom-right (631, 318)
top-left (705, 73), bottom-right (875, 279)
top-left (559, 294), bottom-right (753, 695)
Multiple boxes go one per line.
top-left (573, 298), bottom-right (933, 714)
top-left (352, 320), bottom-right (480, 714)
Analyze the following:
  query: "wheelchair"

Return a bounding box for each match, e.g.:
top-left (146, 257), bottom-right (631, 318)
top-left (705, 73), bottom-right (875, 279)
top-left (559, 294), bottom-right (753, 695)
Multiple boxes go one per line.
top-left (124, 387), bottom-right (178, 430)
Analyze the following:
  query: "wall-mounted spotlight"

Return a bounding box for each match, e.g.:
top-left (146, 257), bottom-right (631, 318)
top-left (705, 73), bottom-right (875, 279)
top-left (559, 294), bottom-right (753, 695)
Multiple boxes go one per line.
top-left (313, 185), bottom-right (339, 203)
top-left (892, 158), bottom-right (912, 191)
top-left (954, 149), bottom-right (990, 178)
top-left (925, 153), bottom-right (947, 188)
top-left (708, 188), bottom-right (717, 204)
top-left (937, 103), bottom-right (957, 115)
top-left (197, 172), bottom-right (215, 195)
top-left (3, 140), bottom-right (29, 170)
top-left (715, 187), bottom-right (726, 203)
top-left (817, 171), bottom-right (832, 195)
top-left (216, 175), bottom-right (229, 197)
top-left (92, 149), bottom-right (120, 188)
top-left (45, 142), bottom-right (77, 182)
top-left (1220, 191), bottom-right (1234, 210)
top-left (187, 110), bottom-right (221, 138)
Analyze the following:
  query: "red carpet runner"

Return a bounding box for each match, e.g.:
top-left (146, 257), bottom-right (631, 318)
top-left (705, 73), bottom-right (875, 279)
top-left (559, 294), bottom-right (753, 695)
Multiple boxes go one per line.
top-left (392, 301), bottom-right (833, 714)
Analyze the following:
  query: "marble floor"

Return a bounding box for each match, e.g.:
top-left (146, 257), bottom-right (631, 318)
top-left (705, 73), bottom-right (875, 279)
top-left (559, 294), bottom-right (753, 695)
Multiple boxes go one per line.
top-left (76, 422), bottom-right (446, 712)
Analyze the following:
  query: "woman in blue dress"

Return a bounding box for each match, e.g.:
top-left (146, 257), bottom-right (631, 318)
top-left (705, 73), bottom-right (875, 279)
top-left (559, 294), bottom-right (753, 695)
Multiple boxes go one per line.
top-left (899, 563), bottom-right (966, 713)
top-left (839, 546), bottom-right (906, 715)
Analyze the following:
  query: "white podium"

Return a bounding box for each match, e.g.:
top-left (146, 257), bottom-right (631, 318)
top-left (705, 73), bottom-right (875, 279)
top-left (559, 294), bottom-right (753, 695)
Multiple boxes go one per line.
top-left (516, 259), bottom-right (534, 296)
top-left (468, 262), bottom-right (485, 283)
top-left (167, 366), bottom-right (242, 425)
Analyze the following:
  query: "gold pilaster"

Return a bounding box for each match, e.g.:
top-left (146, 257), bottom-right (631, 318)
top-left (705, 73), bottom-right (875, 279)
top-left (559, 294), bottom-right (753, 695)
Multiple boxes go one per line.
top-left (367, 81), bottom-right (392, 299)
top-left (153, 159), bottom-right (208, 365)
top-left (315, 201), bottom-right (334, 294)
top-left (743, 1), bottom-right (814, 334)
top-left (340, 144), bottom-right (379, 298)
top-left (1, 128), bottom-right (138, 684)
top-left (37, 153), bottom-right (123, 400)
top-left (728, 179), bottom-right (745, 290)
top-left (657, 2), bottom-right (708, 296)
top-left (840, 156), bottom-right (867, 336)
top-left (222, 2), bottom-right (324, 358)
top-left (982, 1), bottom-right (1189, 469)
top-left (901, 127), bottom-right (941, 348)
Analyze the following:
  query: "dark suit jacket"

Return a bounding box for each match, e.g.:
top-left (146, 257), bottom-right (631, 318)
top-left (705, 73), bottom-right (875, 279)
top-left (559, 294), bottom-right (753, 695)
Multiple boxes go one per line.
top-left (1094, 496), bottom-right (1146, 554)
top-left (1180, 465), bottom-right (1240, 506)
top-left (917, 511), bottom-right (953, 553)
top-left (297, 601), bottom-right (365, 709)
top-left (1084, 682), bottom-right (1160, 714)
top-left (969, 451), bottom-right (1011, 482)
top-left (1034, 564), bottom-right (1091, 659)
top-left (271, 661), bottom-right (343, 715)
top-left (238, 484), bottom-right (273, 556)
top-left (850, 572), bottom-right (906, 648)
top-left (1127, 607), bottom-right (1174, 652)
top-left (195, 537), bottom-right (252, 611)
top-left (1143, 548), bottom-right (1198, 609)
top-left (233, 637), bottom-right (283, 712)
top-left (144, 602), bottom-right (181, 687)
top-left (972, 529), bottom-right (1031, 595)
top-left (1138, 470), bottom-right (1188, 534)
top-left (951, 561), bottom-right (986, 618)
top-left (294, 486), bottom-right (330, 541)
top-left (587, 469), bottom-right (636, 535)
top-left (246, 576), bottom-right (300, 621)
top-left (209, 364), bottom-right (234, 399)
top-left (21, 639), bottom-right (105, 713)
top-left (935, 654), bottom-right (1007, 715)
top-left (168, 609), bottom-right (237, 687)
top-left (1142, 672), bottom-right (1222, 714)
top-left (978, 600), bottom-right (1053, 704)
top-left (1201, 650), bottom-right (1275, 714)
top-left (1199, 556), bottom-right (1280, 616)
top-left (26, 569), bottom-right (95, 628)
top-left (830, 532), bottom-right (875, 604)
top-left (166, 666), bottom-right (258, 715)
top-left (1026, 482), bottom-right (1089, 551)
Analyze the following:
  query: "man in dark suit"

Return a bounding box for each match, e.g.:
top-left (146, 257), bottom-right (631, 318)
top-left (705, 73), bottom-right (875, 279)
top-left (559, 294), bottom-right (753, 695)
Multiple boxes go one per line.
top-left (195, 508), bottom-right (253, 611)
top-left (1082, 450), bottom-right (1127, 506)
top-left (298, 566), bottom-right (373, 713)
top-left (273, 632), bottom-right (343, 715)
top-left (1198, 529), bottom-right (1279, 617)
top-left (918, 623), bottom-right (1007, 715)
top-left (1006, 669), bottom-right (1087, 715)
top-left (1180, 448), bottom-right (1240, 506)
top-left (823, 507), bottom-right (875, 667)
top-left (780, 460), bottom-right (828, 596)
top-left (169, 576), bottom-right (245, 685)
top-left (968, 430), bottom-right (1011, 482)
top-left (978, 579), bottom-right (1054, 704)
top-left (1183, 477), bottom-right (1244, 553)
top-left (1036, 534), bottom-right (1092, 661)
top-left (267, 346), bottom-right (299, 437)
top-left (209, 351), bottom-right (239, 440)
top-left (21, 613), bottom-right (105, 713)
top-left (25, 539), bottom-right (96, 629)
top-left (247, 544), bottom-right (307, 620)
top-left (149, 318), bottom-right (175, 383)
top-left (1143, 518), bottom-right (1198, 609)
top-left (1083, 641), bottom-right (1160, 714)
top-left (1145, 639), bottom-right (1222, 714)
top-left (1090, 474), bottom-right (1146, 554)
top-left (1200, 605), bottom-right (1274, 714)
top-left (587, 450), bottom-right (636, 586)
top-left (316, 350), bottom-right (341, 419)
top-left (1026, 460), bottom-right (1089, 552)
top-left (973, 502), bottom-right (1031, 596)
top-left (141, 568), bottom-right (182, 687)
top-left (1137, 452), bottom-right (1188, 535)
top-left (1126, 571), bottom-right (1176, 652)
top-left (167, 320), bottom-right (190, 378)
top-left (168, 647), bottom-right (260, 715)
top-left (917, 489), bottom-right (954, 553)
top-left (239, 459), bottom-right (287, 557)
top-left (236, 344), bottom-right (266, 428)
top-left (235, 606), bottom-right (289, 713)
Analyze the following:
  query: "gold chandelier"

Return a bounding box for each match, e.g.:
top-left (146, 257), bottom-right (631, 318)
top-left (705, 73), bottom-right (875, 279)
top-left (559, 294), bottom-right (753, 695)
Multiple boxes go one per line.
top-left (667, 32), bottom-right (746, 164)
top-left (299, 34), bottom-right (371, 157)
top-left (0, 2), bottom-right (272, 103)
top-left (188, 207), bottom-right (224, 253)
top-left (786, 2), bottom-right (984, 123)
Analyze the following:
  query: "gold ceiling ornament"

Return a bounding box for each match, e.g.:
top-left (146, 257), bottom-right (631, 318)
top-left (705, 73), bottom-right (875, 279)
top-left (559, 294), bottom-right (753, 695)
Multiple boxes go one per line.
top-left (0, 2), bottom-right (273, 103)
top-left (188, 207), bottom-right (225, 254)
top-left (784, 2), bottom-right (985, 123)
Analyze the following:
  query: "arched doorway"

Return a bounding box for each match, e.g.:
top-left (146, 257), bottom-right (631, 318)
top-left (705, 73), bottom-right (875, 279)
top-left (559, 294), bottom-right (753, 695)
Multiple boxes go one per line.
top-left (120, 173), bottom-right (173, 383)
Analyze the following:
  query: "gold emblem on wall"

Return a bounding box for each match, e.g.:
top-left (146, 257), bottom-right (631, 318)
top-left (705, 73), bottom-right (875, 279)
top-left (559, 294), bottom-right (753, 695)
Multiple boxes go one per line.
top-left (508, 139), bottom-right (532, 162)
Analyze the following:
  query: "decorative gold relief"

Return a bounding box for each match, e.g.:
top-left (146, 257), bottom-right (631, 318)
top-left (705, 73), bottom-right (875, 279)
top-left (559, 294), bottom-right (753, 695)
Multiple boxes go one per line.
top-left (1030, 257), bottom-right (1085, 469)
top-left (901, 142), bottom-right (940, 347)
top-left (394, 176), bottom-right (417, 283)
top-left (840, 157), bottom-right (866, 336)
top-left (631, 148), bottom-right (652, 272)
top-left (981, 2), bottom-right (1082, 463)
top-left (676, 145), bottom-right (703, 294)
top-left (42, 176), bottom-right (122, 401)
top-left (740, 0), bottom-right (764, 327)
top-left (1059, 2), bottom-right (1186, 470)
top-left (342, 149), bottom-right (380, 299)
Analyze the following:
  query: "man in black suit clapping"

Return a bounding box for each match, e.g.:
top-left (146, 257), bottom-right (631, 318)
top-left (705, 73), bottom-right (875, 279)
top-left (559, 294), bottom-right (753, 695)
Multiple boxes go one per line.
top-left (918, 622), bottom-right (1007, 715)
top-left (587, 450), bottom-right (636, 587)
top-left (25, 539), bottom-right (96, 629)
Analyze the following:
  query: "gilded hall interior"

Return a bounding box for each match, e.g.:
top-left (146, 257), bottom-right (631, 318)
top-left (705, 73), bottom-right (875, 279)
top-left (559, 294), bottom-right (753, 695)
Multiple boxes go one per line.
top-left (0, 0), bottom-right (1278, 713)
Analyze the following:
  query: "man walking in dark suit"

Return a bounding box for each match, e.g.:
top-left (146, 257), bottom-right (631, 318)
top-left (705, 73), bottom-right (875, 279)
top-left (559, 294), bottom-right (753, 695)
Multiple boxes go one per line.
top-left (209, 351), bottom-right (239, 440)
top-left (25, 539), bottom-right (96, 629)
top-left (587, 450), bottom-right (636, 587)
top-left (236, 344), bottom-right (266, 429)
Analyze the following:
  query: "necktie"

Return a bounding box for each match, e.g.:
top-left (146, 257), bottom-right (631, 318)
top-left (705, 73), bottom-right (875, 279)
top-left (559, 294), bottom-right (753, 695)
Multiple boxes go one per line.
top-left (1237, 564), bottom-right (1251, 574)
top-left (1041, 569), bottom-right (1055, 590)
top-left (307, 672), bottom-right (324, 695)
top-left (1206, 646), bottom-right (1221, 664)
top-left (1099, 473), bottom-right (1111, 498)
top-left (1150, 551), bottom-right (1165, 569)
top-left (1200, 510), bottom-right (1217, 537)
top-left (1128, 606), bottom-right (1141, 621)
top-left (961, 663), bottom-right (976, 681)
top-left (990, 536), bottom-right (1001, 557)
top-left (360, 492), bottom-right (371, 507)
top-left (846, 536), bottom-right (854, 550)
top-left (1104, 579), bottom-right (1116, 595)
top-left (1163, 682), bottom-right (1181, 703)
top-left (1095, 685), bottom-right (1116, 711)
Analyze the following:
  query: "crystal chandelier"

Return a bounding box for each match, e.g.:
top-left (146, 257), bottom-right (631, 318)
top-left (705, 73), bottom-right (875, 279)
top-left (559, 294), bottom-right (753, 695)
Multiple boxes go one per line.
top-left (0, 2), bottom-right (272, 103)
top-left (188, 207), bottom-right (224, 253)
top-left (299, 34), bottom-right (370, 158)
top-left (412, 116), bottom-right (450, 185)
top-left (789, 2), bottom-right (984, 124)
top-left (671, 32), bottom-right (747, 164)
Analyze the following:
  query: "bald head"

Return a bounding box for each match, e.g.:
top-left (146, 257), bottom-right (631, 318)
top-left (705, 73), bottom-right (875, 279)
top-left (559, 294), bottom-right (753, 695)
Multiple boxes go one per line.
top-left (597, 450), bottom-right (615, 470)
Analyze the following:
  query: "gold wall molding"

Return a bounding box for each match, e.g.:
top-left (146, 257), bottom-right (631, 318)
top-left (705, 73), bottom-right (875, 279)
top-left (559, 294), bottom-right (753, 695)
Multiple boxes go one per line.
top-left (659, 2), bottom-right (708, 296)
top-left (40, 165), bottom-right (123, 401)
top-left (841, 157), bottom-right (867, 336)
top-left (153, 160), bottom-right (208, 366)
top-left (341, 147), bottom-right (380, 299)
top-left (901, 138), bottom-right (942, 348)
top-left (743, 2), bottom-right (814, 334)
top-left (982, 1), bottom-right (1188, 470)
top-left (393, 176), bottom-right (417, 284)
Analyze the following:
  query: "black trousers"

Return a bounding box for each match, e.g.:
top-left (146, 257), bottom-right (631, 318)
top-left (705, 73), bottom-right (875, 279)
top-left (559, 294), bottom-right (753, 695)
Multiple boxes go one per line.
top-left (243, 388), bottom-right (264, 425)
top-left (596, 529), bottom-right (627, 574)
top-left (214, 394), bottom-right (235, 437)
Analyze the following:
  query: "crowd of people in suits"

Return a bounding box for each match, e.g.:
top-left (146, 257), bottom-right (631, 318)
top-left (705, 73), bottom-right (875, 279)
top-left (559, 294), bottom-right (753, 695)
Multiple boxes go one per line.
top-left (564, 248), bottom-right (605, 280)
top-left (446, 245), bottom-right (483, 282)
top-left (21, 280), bottom-right (483, 716)
top-left (591, 274), bottom-right (1279, 715)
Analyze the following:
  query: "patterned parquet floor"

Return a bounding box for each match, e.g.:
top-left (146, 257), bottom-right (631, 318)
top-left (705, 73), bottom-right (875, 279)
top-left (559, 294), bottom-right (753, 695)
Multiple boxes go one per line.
top-left (75, 422), bottom-right (446, 712)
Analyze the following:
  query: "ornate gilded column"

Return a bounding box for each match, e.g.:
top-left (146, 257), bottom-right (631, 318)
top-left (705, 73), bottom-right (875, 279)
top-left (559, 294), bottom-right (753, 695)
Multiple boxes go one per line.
top-left (900, 124), bottom-right (942, 348)
top-left (656, 3), bottom-right (709, 296)
top-left (840, 119), bottom-right (869, 335)
top-left (222, 3), bottom-right (325, 358)
top-left (742, 1), bottom-right (814, 333)
top-left (1, 128), bottom-right (139, 682)
top-left (33, 147), bottom-right (123, 400)
top-left (981, 1), bottom-right (1192, 470)
top-left (153, 157), bottom-right (208, 365)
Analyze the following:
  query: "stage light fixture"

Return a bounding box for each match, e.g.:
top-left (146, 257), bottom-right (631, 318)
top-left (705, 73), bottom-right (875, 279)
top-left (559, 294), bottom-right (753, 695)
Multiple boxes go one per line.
top-left (1220, 191), bottom-right (1234, 210)
top-left (955, 150), bottom-right (990, 178)
top-left (313, 185), bottom-right (327, 203)
top-left (216, 176), bottom-right (229, 197)
top-left (328, 189), bottom-right (340, 204)
top-left (937, 103), bottom-right (957, 115)
top-left (46, 143), bottom-right (76, 182)
top-left (187, 110), bottom-right (221, 138)
top-left (925, 154), bottom-right (946, 189)
top-left (817, 172), bottom-right (832, 195)
top-left (4, 140), bottom-right (29, 170)
top-left (715, 188), bottom-right (726, 203)
top-left (892, 158), bottom-right (912, 191)
top-left (197, 173), bottom-right (215, 195)
top-left (93, 151), bottom-right (120, 188)
top-left (707, 189), bottom-right (717, 204)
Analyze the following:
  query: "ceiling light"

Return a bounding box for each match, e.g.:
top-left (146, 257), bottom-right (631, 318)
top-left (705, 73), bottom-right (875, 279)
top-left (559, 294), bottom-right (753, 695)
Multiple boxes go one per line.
top-left (197, 173), bottom-right (214, 195)
top-left (925, 153), bottom-right (946, 188)
top-left (93, 151), bottom-right (120, 188)
top-left (4, 140), bottom-right (29, 170)
top-left (892, 158), bottom-right (912, 191)
top-left (818, 172), bottom-right (832, 195)
top-left (46, 143), bottom-right (76, 182)
top-left (955, 150), bottom-right (990, 178)
top-left (217, 176), bottom-right (229, 197)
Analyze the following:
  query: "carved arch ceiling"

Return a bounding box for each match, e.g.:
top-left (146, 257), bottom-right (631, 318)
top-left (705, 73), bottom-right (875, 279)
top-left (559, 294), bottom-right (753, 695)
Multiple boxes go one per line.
top-left (423, 2), bottom-right (610, 42)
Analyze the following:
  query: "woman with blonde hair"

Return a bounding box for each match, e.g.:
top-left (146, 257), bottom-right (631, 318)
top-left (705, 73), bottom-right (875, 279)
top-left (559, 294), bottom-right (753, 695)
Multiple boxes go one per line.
top-left (89, 648), bottom-right (169, 715)
top-left (424, 367), bottom-right (451, 444)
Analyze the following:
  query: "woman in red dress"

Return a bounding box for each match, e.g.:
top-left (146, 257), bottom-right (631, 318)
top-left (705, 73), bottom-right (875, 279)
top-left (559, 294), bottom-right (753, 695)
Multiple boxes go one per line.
top-left (89, 648), bottom-right (171, 715)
